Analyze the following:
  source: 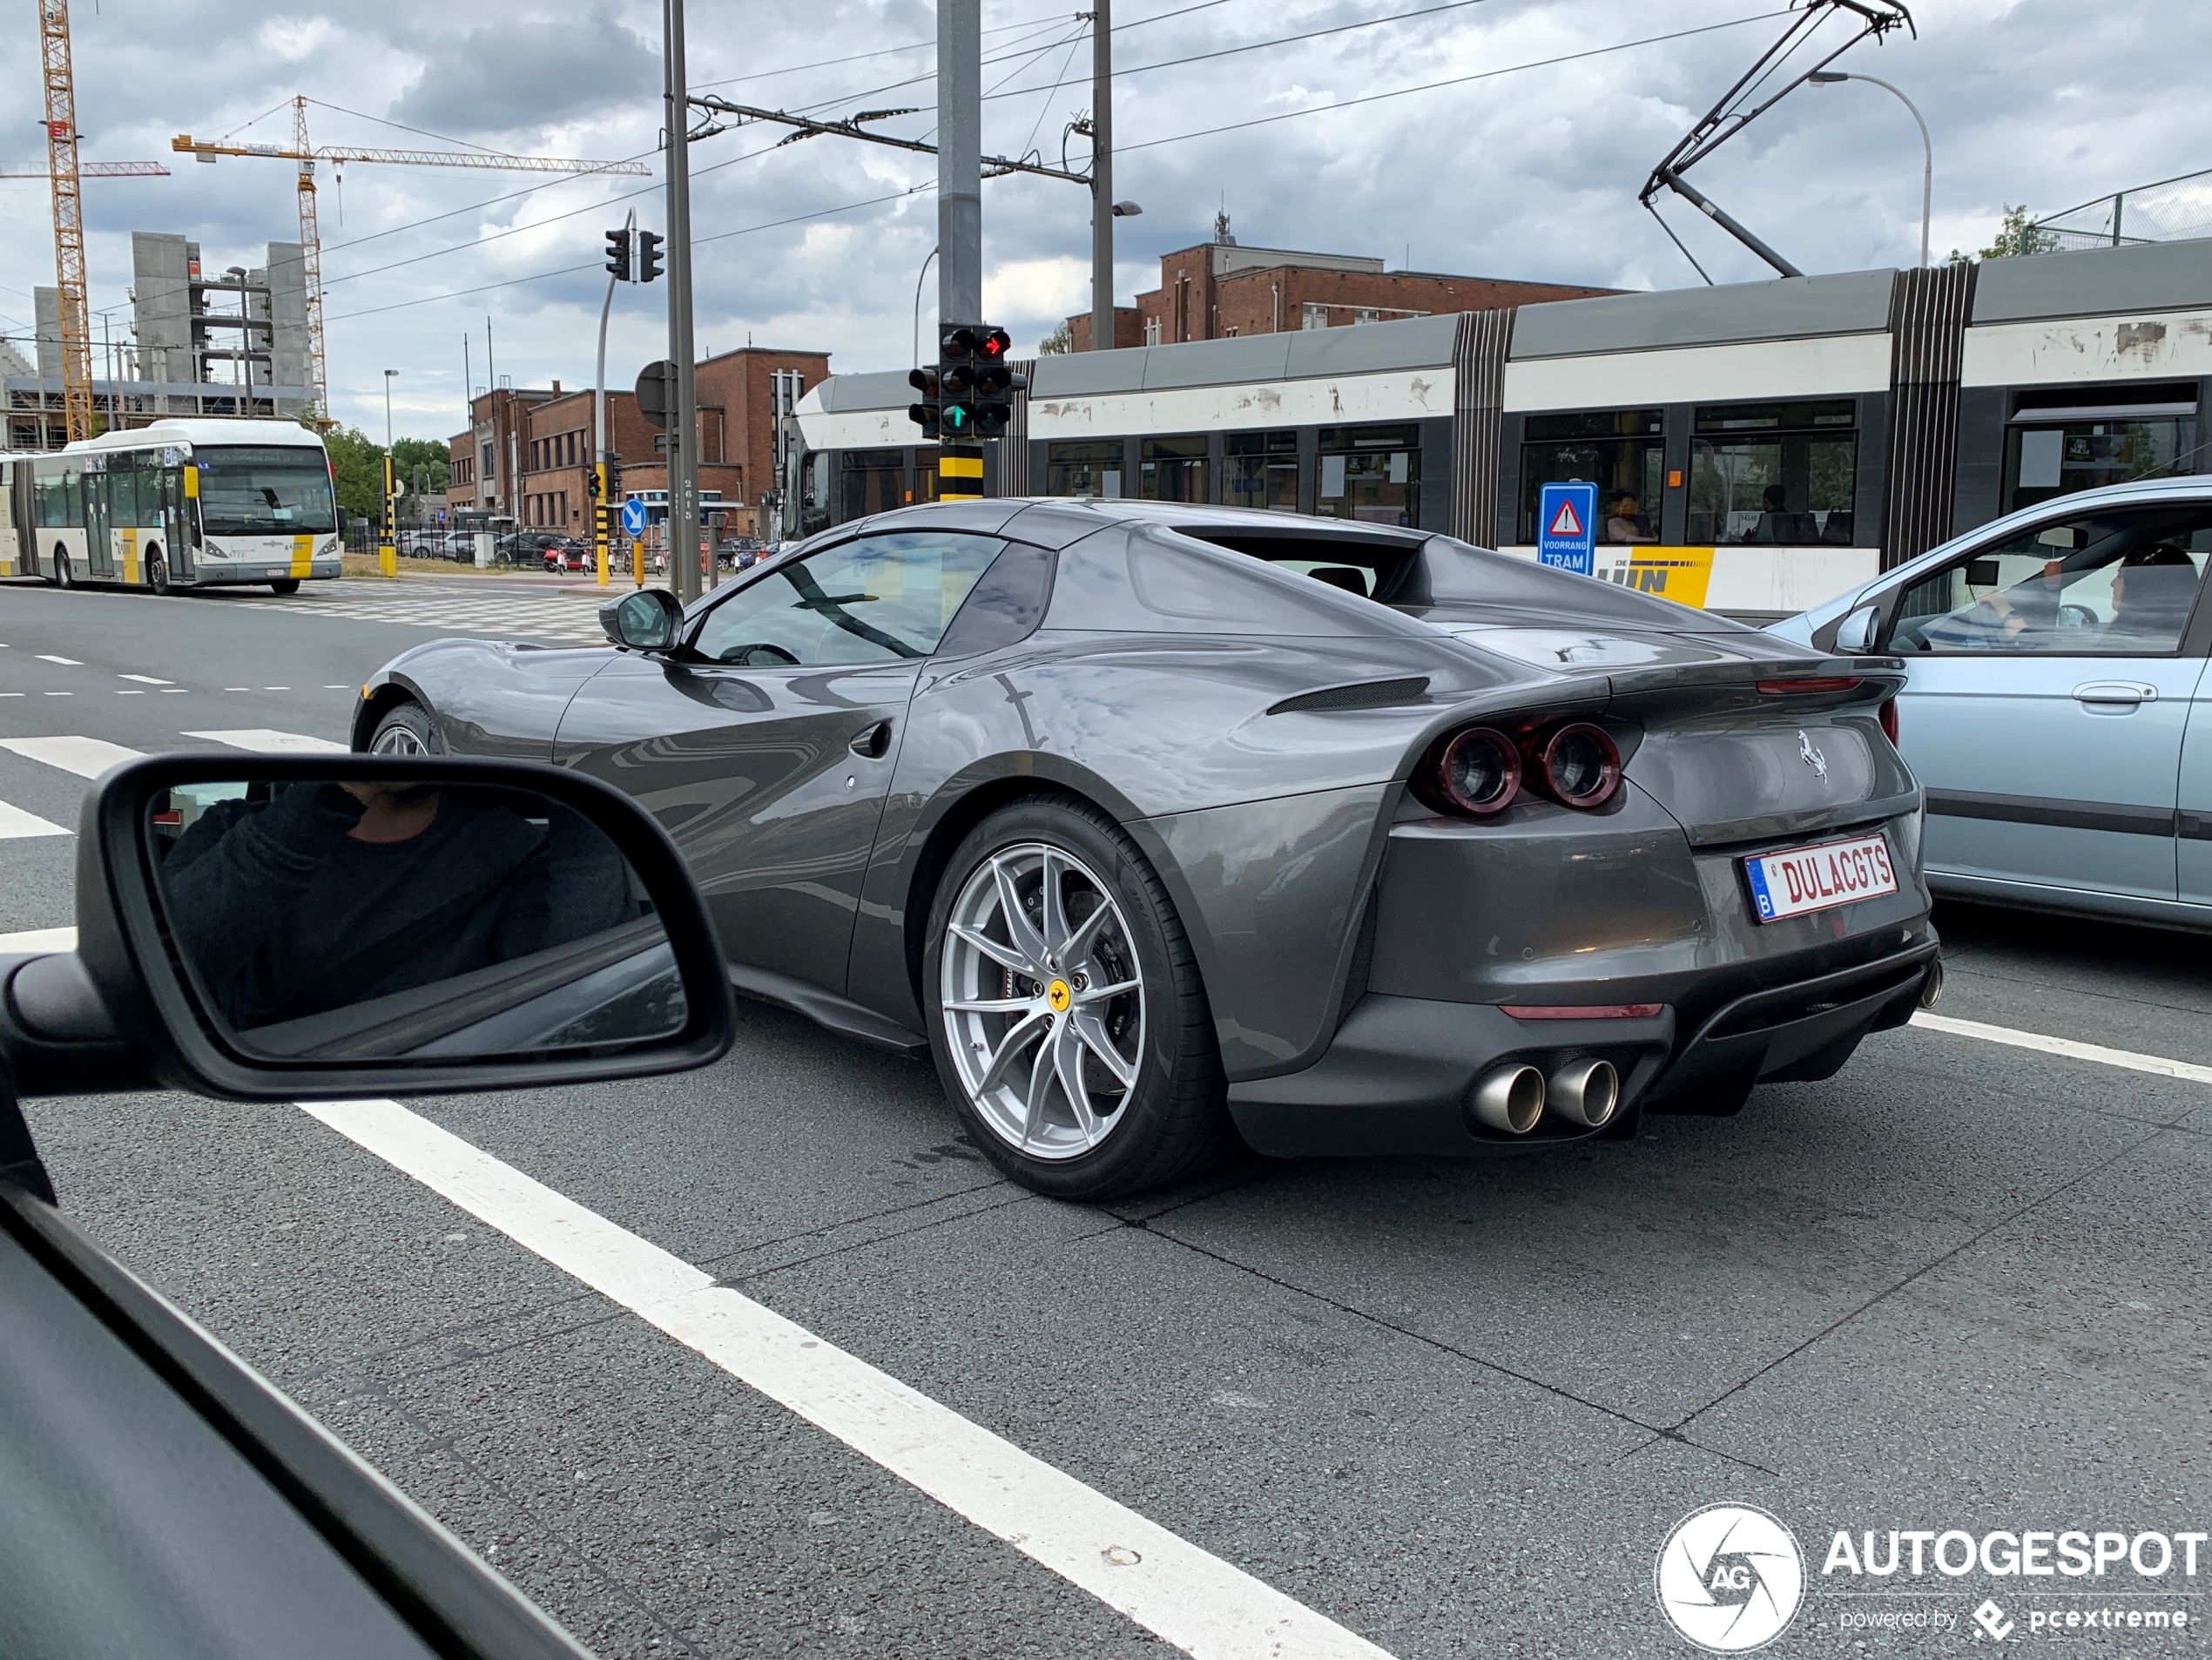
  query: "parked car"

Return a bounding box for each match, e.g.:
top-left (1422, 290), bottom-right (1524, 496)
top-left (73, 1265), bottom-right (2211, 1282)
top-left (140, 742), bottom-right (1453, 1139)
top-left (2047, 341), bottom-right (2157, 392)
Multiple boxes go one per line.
top-left (495, 531), bottom-right (563, 565)
top-left (0, 752), bottom-right (733, 1656)
top-left (1774, 474), bottom-right (2212, 932)
top-left (357, 499), bottom-right (1939, 1200)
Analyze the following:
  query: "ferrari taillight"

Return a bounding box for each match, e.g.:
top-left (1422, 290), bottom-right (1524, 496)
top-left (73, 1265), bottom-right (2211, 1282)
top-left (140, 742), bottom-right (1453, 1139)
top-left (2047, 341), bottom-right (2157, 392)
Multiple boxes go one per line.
top-left (1417, 718), bottom-right (1627, 819)
top-left (1878, 698), bottom-right (1899, 746)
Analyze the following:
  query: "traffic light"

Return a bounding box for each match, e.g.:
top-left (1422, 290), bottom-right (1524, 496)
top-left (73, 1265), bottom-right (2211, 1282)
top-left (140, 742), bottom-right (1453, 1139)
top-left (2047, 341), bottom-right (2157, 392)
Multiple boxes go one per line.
top-left (907, 365), bottom-right (940, 438)
top-left (973, 327), bottom-right (1022, 437)
top-left (604, 228), bottom-right (631, 281)
top-left (938, 324), bottom-right (981, 439)
top-left (637, 231), bottom-right (664, 284)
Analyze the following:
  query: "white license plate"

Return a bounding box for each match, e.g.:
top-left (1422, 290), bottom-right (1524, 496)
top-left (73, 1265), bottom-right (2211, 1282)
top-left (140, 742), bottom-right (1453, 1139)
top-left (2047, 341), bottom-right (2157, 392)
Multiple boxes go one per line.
top-left (1743, 832), bottom-right (1898, 922)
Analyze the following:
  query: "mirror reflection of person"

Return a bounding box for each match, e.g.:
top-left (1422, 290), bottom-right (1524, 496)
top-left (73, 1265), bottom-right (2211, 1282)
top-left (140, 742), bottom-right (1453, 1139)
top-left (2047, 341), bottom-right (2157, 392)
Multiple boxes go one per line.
top-left (160, 782), bottom-right (632, 1031)
top-left (1606, 493), bottom-right (1656, 543)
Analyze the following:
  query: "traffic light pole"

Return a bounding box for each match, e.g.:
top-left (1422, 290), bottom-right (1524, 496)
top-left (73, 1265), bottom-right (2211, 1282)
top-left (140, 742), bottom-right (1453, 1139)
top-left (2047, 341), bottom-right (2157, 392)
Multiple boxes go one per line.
top-left (380, 451), bottom-right (397, 577)
top-left (1089, 0), bottom-right (1113, 353)
top-left (938, 0), bottom-right (982, 502)
top-left (593, 236), bottom-right (620, 590)
top-left (664, 0), bottom-right (702, 604)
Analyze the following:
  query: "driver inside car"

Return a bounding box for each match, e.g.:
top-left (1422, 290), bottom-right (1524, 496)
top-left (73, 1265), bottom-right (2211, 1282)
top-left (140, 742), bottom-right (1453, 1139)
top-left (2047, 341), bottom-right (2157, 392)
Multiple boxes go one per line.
top-left (157, 782), bottom-right (635, 1032)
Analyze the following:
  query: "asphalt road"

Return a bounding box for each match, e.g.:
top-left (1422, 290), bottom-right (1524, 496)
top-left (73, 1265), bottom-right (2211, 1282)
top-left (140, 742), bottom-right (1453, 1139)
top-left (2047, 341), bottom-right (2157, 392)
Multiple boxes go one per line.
top-left (3, 575), bottom-right (2208, 1658)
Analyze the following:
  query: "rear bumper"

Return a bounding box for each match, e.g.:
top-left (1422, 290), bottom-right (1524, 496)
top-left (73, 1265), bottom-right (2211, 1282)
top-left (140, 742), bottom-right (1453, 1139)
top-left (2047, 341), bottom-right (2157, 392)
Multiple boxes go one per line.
top-left (1226, 934), bottom-right (1939, 1157)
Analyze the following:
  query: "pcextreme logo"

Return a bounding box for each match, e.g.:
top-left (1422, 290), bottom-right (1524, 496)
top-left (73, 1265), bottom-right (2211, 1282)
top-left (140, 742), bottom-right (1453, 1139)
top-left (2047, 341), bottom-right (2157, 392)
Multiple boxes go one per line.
top-left (1656, 1503), bottom-right (1807, 1653)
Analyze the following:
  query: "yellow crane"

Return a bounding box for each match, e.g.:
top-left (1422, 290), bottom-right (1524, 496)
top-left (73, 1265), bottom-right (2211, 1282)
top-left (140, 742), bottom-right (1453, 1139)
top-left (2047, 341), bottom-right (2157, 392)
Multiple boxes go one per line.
top-left (173, 98), bottom-right (651, 422)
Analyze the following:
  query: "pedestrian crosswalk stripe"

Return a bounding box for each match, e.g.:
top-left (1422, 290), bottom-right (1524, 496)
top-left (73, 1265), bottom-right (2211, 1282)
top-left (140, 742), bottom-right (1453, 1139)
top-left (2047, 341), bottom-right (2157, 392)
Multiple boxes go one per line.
top-left (179, 728), bottom-right (347, 753)
top-left (0, 800), bottom-right (69, 839)
top-left (0, 735), bottom-right (145, 779)
top-left (232, 588), bottom-right (610, 644)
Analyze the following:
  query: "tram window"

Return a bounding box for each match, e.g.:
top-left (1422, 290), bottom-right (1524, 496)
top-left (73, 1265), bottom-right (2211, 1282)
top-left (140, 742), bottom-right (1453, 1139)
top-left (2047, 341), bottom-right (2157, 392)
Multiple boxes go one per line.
top-left (1047, 441), bottom-right (1123, 500)
top-left (1687, 400), bottom-right (1856, 546)
top-left (1318, 425), bottom-right (1420, 527)
top-left (840, 449), bottom-right (906, 522)
top-left (1224, 429), bottom-right (1298, 512)
top-left (1139, 435), bottom-right (1210, 504)
top-left (1519, 409), bottom-right (1662, 544)
top-left (2003, 385), bottom-right (2195, 513)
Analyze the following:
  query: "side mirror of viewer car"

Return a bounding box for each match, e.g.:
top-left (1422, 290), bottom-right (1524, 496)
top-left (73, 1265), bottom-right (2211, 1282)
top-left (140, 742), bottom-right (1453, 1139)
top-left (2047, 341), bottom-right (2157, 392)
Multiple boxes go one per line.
top-left (1832, 604), bottom-right (1881, 654)
top-left (600, 587), bottom-right (685, 651)
top-left (43, 754), bottom-right (732, 1103)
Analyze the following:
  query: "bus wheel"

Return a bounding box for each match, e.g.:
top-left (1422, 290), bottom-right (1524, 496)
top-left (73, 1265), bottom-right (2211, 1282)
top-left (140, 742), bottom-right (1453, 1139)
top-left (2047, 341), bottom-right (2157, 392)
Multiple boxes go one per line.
top-left (146, 550), bottom-right (171, 596)
top-left (52, 548), bottom-right (71, 588)
top-left (267, 578), bottom-right (300, 596)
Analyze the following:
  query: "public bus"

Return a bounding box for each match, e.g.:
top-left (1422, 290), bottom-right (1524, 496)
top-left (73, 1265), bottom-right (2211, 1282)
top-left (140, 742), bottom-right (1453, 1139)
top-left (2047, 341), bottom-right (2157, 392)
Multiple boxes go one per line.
top-left (0, 417), bottom-right (341, 595)
top-left (791, 238), bottom-right (2212, 619)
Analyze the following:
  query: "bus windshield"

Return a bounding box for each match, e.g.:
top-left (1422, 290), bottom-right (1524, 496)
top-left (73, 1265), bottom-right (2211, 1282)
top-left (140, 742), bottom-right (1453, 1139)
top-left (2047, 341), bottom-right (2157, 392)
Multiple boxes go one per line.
top-left (195, 445), bottom-right (337, 537)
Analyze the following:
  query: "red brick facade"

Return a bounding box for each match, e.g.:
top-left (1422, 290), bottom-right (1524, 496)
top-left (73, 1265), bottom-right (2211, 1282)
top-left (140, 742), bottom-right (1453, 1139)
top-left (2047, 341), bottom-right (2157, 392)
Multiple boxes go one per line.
top-left (1065, 240), bottom-right (1615, 348)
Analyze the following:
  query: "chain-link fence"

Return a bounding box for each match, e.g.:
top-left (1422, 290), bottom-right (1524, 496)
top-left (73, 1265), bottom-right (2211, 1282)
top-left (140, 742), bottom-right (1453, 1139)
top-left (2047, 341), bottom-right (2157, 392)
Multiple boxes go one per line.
top-left (2033, 167), bottom-right (2212, 252)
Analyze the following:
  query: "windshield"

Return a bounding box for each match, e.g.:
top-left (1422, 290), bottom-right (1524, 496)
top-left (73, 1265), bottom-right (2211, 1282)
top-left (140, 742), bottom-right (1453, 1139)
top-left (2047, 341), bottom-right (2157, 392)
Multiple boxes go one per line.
top-left (195, 445), bottom-right (337, 537)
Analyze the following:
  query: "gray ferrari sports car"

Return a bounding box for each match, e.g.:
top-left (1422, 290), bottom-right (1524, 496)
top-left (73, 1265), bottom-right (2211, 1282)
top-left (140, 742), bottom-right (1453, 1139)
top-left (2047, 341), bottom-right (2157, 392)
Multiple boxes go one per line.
top-left (354, 499), bottom-right (1939, 1198)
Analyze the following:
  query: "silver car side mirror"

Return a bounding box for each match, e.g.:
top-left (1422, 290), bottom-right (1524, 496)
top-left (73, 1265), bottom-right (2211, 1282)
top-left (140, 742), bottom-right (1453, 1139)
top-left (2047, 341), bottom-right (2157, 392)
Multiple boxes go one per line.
top-left (1833, 604), bottom-right (1881, 654)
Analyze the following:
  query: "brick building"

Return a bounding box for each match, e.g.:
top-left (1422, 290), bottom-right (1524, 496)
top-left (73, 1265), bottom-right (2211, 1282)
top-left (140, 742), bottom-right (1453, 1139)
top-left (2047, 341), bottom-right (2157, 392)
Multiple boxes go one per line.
top-left (1066, 228), bottom-right (1615, 350)
top-left (448, 347), bottom-right (829, 537)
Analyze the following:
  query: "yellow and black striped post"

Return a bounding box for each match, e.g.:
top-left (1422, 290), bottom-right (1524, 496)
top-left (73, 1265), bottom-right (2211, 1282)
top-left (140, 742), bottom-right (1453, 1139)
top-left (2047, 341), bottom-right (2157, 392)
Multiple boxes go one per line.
top-left (937, 443), bottom-right (984, 503)
top-left (380, 452), bottom-right (398, 577)
top-left (593, 461), bottom-right (611, 587)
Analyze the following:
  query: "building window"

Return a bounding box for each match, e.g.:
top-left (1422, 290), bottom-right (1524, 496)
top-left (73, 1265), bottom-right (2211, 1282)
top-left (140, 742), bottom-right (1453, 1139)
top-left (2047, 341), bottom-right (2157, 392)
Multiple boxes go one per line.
top-left (1046, 440), bottom-right (1123, 500)
top-left (1520, 408), bottom-right (1665, 544)
top-left (840, 449), bottom-right (906, 522)
top-left (1143, 319), bottom-right (1161, 348)
top-left (1318, 425), bottom-right (1420, 527)
top-left (1352, 309), bottom-right (1379, 326)
top-left (1139, 435), bottom-right (1209, 503)
top-left (1301, 304), bottom-right (1329, 330)
top-left (1688, 400), bottom-right (1857, 545)
top-left (2002, 382), bottom-right (2197, 515)
top-left (1224, 429), bottom-right (1298, 512)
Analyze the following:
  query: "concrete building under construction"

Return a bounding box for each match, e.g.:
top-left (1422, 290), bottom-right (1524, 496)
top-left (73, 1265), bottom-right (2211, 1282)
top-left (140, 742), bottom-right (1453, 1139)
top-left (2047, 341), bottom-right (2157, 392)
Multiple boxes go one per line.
top-left (5, 230), bottom-right (313, 449)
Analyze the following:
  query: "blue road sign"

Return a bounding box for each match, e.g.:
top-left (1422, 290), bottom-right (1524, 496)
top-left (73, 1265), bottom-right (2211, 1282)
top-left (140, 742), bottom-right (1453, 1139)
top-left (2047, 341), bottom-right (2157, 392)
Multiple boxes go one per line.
top-left (1536, 481), bottom-right (1598, 576)
top-left (621, 497), bottom-right (648, 538)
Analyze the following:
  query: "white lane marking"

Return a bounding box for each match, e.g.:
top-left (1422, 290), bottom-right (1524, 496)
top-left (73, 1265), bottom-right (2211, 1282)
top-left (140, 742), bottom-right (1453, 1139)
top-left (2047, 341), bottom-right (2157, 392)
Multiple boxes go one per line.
top-left (33, 654), bottom-right (82, 665)
top-left (0, 692), bottom-right (22, 698)
top-left (262, 685), bottom-right (290, 691)
top-left (0, 924), bottom-right (75, 948)
top-left (1912, 1010), bottom-right (2212, 1088)
top-left (0, 800), bottom-right (70, 840)
top-left (118, 673), bottom-right (172, 685)
top-left (222, 686), bottom-right (250, 692)
top-left (0, 735), bottom-right (145, 778)
top-left (180, 728), bottom-right (346, 753)
top-left (160, 688), bottom-right (190, 695)
top-left (43, 691), bottom-right (71, 696)
top-left (301, 1098), bottom-right (1393, 1660)
top-left (117, 690), bottom-right (145, 696)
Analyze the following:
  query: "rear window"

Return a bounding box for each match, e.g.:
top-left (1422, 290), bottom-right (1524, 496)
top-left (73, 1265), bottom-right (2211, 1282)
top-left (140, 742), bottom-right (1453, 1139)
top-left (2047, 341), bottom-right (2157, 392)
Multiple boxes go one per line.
top-left (1169, 530), bottom-right (1420, 604)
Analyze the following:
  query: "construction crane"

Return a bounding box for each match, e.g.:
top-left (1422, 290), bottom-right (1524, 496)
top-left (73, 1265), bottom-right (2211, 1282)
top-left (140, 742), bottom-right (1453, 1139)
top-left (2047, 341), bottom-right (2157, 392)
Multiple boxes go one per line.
top-left (173, 98), bottom-right (652, 423)
top-left (0, 159), bottom-right (168, 177)
top-left (37, 0), bottom-right (94, 440)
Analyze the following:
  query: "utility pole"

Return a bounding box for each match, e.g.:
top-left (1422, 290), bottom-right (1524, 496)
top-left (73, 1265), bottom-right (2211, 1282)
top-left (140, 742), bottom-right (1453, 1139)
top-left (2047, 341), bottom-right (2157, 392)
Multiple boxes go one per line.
top-left (664, 0), bottom-right (701, 604)
top-left (938, 0), bottom-right (981, 500)
top-left (1089, 0), bottom-right (1113, 353)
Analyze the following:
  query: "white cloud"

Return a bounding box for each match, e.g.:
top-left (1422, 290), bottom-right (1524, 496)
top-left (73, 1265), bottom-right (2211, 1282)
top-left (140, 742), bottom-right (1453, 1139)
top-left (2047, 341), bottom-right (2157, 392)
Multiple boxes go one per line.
top-left (2, 0), bottom-right (2202, 437)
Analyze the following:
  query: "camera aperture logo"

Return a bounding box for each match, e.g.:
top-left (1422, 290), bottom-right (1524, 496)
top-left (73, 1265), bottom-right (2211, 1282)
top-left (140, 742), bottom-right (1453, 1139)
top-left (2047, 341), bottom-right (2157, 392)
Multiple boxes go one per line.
top-left (1656, 1504), bottom-right (1806, 1653)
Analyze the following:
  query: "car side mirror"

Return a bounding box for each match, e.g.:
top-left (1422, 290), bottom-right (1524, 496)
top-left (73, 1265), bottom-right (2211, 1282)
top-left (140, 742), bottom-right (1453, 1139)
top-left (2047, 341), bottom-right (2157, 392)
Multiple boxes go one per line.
top-left (1832, 604), bottom-right (1881, 654)
top-left (600, 587), bottom-right (684, 651)
top-left (66, 755), bottom-right (733, 1101)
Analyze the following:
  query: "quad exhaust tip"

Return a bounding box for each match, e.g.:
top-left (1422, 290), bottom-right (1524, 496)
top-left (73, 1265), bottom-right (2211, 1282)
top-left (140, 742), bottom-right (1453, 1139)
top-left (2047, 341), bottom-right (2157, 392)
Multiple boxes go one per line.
top-left (1545, 1057), bottom-right (1620, 1129)
top-left (1470, 1063), bottom-right (1546, 1136)
top-left (1919, 959), bottom-right (1945, 1009)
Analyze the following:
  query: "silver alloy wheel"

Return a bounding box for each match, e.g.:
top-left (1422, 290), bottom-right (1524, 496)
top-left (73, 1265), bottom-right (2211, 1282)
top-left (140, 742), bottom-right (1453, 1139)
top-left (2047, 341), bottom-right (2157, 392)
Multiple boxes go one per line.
top-left (940, 840), bottom-right (1145, 1161)
top-left (369, 721), bottom-right (429, 756)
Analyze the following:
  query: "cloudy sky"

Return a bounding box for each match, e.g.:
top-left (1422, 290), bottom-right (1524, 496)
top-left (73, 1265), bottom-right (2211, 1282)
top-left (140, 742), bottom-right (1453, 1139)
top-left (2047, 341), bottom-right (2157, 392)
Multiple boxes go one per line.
top-left (2, 0), bottom-right (2202, 439)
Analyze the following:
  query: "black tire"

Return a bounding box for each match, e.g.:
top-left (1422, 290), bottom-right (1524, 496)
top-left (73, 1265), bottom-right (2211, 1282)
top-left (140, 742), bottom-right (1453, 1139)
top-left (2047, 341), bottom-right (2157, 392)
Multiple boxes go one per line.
top-left (51, 547), bottom-right (71, 589)
top-left (367, 701), bottom-right (443, 756)
top-left (921, 793), bottom-right (1231, 1200)
top-left (146, 548), bottom-right (171, 596)
top-left (268, 578), bottom-right (300, 596)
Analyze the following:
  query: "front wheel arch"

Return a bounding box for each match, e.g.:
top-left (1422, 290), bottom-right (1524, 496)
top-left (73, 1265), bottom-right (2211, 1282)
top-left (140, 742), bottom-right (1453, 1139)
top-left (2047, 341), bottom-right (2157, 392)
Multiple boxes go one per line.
top-left (352, 685), bottom-right (430, 752)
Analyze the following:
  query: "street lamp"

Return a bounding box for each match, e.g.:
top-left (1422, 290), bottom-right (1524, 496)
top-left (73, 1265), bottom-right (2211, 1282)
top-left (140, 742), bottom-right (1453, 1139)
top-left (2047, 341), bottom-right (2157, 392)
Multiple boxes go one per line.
top-left (1809, 70), bottom-right (1932, 269)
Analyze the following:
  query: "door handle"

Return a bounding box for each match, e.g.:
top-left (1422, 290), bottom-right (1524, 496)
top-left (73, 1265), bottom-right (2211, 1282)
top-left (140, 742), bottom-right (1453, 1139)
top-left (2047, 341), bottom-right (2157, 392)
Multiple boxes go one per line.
top-left (2072, 681), bottom-right (2156, 705)
top-left (849, 719), bottom-right (893, 759)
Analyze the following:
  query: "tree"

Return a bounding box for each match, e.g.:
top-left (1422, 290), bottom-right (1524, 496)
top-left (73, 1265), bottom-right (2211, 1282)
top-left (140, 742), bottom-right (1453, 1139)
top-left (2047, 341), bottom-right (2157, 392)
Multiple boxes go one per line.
top-left (1037, 321), bottom-right (1071, 355)
top-left (317, 423), bottom-right (385, 522)
top-left (1946, 204), bottom-right (2061, 266)
top-left (391, 435), bottom-right (451, 495)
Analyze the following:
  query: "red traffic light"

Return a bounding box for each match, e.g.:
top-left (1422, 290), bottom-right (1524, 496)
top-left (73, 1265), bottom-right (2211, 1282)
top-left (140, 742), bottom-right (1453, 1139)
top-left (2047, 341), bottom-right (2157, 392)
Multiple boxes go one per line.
top-left (979, 327), bottom-right (1010, 359)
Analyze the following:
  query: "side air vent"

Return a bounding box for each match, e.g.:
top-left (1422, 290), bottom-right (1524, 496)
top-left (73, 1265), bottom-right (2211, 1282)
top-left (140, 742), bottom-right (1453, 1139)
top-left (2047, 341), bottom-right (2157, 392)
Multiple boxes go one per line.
top-left (1267, 676), bottom-right (1430, 715)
